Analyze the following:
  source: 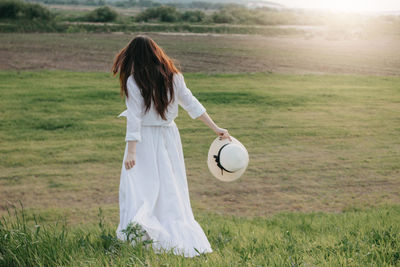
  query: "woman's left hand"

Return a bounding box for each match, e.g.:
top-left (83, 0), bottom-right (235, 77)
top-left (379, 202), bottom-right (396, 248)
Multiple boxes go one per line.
top-left (125, 152), bottom-right (136, 170)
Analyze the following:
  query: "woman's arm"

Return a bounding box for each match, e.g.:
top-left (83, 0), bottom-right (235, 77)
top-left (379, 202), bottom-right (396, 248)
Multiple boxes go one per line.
top-left (123, 77), bottom-right (144, 171)
top-left (125, 141), bottom-right (137, 170)
top-left (174, 73), bottom-right (231, 141)
top-left (198, 112), bottom-right (232, 141)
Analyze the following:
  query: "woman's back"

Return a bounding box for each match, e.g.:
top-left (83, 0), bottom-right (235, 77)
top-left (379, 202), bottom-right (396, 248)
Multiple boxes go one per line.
top-left (120, 72), bottom-right (206, 127)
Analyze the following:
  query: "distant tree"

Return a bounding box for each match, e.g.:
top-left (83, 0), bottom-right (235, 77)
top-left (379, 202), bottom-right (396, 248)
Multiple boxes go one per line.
top-left (84, 6), bottom-right (118, 22)
top-left (211, 6), bottom-right (262, 24)
top-left (136, 6), bottom-right (180, 22)
top-left (226, 7), bottom-right (255, 24)
top-left (211, 9), bottom-right (235, 24)
top-left (0, 0), bottom-right (24, 19)
top-left (0, 0), bottom-right (53, 20)
top-left (181, 10), bottom-right (205, 23)
top-left (24, 2), bottom-right (53, 20)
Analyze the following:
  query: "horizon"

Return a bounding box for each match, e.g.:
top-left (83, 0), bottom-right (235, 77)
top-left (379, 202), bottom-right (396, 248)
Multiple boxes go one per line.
top-left (268, 0), bottom-right (400, 13)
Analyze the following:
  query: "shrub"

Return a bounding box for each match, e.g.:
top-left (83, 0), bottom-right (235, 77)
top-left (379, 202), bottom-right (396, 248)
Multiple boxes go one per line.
top-left (0, 0), bottom-right (52, 20)
top-left (0, 0), bottom-right (24, 19)
top-left (211, 10), bottom-right (235, 24)
top-left (228, 7), bottom-right (255, 24)
top-left (84, 6), bottom-right (117, 22)
top-left (136, 6), bottom-right (180, 23)
top-left (23, 2), bottom-right (53, 20)
top-left (181, 10), bottom-right (205, 23)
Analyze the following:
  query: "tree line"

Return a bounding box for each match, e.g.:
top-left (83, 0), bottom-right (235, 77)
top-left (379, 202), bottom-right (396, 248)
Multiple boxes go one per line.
top-left (1, 0), bottom-right (318, 26)
top-left (26, 0), bottom-right (229, 10)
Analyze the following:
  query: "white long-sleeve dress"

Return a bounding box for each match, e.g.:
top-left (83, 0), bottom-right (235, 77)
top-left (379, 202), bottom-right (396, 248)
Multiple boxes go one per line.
top-left (116, 72), bottom-right (213, 257)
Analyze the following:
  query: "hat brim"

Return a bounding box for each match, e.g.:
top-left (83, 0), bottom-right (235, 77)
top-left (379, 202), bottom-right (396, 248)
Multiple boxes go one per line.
top-left (207, 136), bottom-right (249, 182)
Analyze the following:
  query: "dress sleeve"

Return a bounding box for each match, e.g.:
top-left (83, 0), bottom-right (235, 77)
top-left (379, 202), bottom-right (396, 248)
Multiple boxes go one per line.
top-left (117, 77), bottom-right (144, 142)
top-left (175, 72), bottom-right (206, 119)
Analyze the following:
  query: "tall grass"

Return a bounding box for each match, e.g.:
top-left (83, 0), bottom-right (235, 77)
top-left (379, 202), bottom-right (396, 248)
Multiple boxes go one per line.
top-left (1, 203), bottom-right (399, 266)
top-left (0, 203), bottom-right (155, 266)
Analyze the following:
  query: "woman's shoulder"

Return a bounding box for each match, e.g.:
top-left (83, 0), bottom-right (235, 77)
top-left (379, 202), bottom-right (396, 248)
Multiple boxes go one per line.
top-left (172, 71), bottom-right (185, 88)
top-left (127, 75), bottom-right (141, 96)
top-left (173, 71), bottom-right (183, 80)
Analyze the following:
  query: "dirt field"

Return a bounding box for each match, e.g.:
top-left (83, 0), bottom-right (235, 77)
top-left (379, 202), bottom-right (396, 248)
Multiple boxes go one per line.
top-left (1, 32), bottom-right (400, 76)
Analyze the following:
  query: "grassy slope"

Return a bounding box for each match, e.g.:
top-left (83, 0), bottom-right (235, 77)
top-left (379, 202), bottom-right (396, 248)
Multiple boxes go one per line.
top-left (1, 205), bottom-right (399, 266)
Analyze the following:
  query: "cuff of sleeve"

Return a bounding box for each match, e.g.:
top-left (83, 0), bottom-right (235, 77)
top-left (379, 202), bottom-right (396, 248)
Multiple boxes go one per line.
top-left (188, 105), bottom-right (206, 119)
top-left (125, 132), bottom-right (141, 142)
top-left (117, 109), bottom-right (128, 117)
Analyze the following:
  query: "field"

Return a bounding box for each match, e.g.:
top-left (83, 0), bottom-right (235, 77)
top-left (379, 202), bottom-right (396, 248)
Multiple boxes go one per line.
top-left (1, 27), bottom-right (400, 265)
top-left (1, 70), bottom-right (400, 219)
top-left (1, 32), bottom-right (400, 75)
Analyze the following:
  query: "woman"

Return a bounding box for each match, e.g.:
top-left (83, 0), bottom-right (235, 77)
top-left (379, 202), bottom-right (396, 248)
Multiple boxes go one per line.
top-left (111, 35), bottom-right (231, 257)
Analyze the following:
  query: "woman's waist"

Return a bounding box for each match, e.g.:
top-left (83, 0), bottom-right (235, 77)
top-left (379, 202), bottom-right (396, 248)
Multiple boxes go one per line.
top-left (141, 120), bottom-right (176, 127)
top-left (117, 109), bottom-right (177, 127)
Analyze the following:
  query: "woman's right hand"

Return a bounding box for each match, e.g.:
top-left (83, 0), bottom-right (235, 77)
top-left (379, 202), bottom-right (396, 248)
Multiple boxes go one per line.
top-left (197, 112), bottom-right (232, 141)
top-left (125, 152), bottom-right (136, 170)
top-left (215, 127), bottom-right (232, 141)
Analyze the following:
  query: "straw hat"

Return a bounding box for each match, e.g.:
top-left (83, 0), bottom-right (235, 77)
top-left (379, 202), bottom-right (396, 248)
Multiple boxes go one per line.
top-left (207, 136), bottom-right (249, 182)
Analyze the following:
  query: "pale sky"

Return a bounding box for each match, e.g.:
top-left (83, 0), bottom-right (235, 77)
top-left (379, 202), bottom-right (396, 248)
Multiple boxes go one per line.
top-left (272, 0), bottom-right (400, 13)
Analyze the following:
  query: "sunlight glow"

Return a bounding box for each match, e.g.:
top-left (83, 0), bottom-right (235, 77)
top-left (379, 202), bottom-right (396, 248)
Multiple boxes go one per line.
top-left (319, 0), bottom-right (376, 12)
top-left (274, 0), bottom-right (400, 13)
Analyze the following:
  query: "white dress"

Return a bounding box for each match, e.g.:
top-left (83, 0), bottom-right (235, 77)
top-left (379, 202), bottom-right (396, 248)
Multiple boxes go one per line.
top-left (116, 72), bottom-right (213, 257)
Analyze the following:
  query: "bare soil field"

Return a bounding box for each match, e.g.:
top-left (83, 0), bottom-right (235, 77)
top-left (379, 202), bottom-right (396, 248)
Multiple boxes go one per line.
top-left (1, 32), bottom-right (400, 76)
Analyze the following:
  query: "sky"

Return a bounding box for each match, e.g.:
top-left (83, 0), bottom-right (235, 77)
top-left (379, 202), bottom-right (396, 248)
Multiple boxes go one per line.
top-left (271, 0), bottom-right (400, 13)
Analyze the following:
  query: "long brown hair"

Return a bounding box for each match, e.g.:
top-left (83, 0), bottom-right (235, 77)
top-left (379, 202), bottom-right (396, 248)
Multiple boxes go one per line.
top-left (112, 35), bottom-right (180, 120)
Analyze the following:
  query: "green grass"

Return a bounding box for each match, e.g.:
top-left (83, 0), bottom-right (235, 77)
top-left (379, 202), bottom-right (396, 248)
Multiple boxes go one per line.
top-left (0, 70), bottom-right (399, 219)
top-left (0, 70), bottom-right (399, 265)
top-left (1, 204), bottom-right (399, 266)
